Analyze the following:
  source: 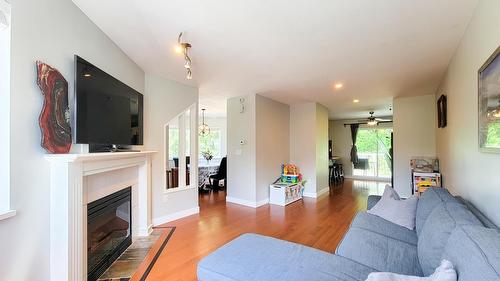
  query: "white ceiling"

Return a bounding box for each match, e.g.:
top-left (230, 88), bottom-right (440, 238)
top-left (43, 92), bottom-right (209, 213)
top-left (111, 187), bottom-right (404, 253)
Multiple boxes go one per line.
top-left (73, 0), bottom-right (478, 119)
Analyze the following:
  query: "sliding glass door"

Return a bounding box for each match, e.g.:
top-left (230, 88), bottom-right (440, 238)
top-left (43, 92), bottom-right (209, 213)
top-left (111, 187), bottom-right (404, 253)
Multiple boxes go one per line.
top-left (353, 128), bottom-right (392, 180)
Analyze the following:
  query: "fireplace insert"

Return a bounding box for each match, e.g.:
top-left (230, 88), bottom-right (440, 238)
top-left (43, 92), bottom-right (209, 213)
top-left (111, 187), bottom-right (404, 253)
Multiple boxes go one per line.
top-left (87, 187), bottom-right (132, 281)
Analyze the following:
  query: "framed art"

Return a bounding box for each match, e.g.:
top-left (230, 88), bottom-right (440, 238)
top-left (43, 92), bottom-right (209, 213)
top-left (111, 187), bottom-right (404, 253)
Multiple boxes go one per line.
top-left (478, 46), bottom-right (500, 152)
top-left (437, 94), bottom-right (447, 128)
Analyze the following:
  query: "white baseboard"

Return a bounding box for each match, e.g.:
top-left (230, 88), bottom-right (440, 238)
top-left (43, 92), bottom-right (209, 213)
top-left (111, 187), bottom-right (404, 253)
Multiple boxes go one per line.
top-left (152, 206), bottom-right (200, 226)
top-left (226, 196), bottom-right (269, 208)
top-left (303, 187), bottom-right (329, 198)
top-left (344, 175), bottom-right (391, 182)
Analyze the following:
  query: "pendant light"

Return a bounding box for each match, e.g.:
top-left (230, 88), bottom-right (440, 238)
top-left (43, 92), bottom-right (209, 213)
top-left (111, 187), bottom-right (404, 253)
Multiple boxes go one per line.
top-left (199, 109), bottom-right (210, 136)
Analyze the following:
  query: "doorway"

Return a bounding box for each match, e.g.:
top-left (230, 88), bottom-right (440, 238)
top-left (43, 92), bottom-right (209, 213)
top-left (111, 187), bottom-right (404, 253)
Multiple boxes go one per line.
top-left (353, 127), bottom-right (393, 181)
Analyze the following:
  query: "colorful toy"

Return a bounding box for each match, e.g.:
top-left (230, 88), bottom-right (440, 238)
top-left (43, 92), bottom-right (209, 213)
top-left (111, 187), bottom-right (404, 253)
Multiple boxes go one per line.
top-left (280, 164), bottom-right (302, 184)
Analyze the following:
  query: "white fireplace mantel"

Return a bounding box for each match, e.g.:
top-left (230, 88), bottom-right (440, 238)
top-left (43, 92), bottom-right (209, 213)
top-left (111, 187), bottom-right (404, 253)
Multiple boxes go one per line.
top-left (45, 151), bottom-right (156, 281)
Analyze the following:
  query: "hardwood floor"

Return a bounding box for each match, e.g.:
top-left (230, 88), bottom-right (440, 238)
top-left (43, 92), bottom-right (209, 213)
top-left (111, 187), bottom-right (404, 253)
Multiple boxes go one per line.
top-left (145, 179), bottom-right (386, 281)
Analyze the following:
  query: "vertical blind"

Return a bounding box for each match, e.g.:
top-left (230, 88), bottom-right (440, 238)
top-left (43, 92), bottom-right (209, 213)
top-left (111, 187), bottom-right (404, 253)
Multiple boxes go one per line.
top-left (0, 0), bottom-right (10, 30)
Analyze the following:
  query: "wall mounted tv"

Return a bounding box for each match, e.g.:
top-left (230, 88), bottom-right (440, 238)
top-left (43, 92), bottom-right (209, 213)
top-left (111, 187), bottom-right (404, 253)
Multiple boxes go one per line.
top-left (75, 56), bottom-right (143, 147)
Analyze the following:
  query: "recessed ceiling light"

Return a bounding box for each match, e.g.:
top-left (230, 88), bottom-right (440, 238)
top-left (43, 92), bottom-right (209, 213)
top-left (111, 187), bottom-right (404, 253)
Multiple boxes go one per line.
top-left (334, 83), bottom-right (343, 89)
top-left (353, 99), bottom-right (360, 103)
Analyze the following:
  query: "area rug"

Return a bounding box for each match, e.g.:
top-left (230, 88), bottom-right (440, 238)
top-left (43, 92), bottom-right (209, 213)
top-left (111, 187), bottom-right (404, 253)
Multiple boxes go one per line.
top-left (98, 226), bottom-right (176, 281)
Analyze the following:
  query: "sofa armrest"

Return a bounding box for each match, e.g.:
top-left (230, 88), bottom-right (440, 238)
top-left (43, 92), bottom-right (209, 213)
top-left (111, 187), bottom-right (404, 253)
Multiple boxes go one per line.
top-left (367, 195), bottom-right (382, 210)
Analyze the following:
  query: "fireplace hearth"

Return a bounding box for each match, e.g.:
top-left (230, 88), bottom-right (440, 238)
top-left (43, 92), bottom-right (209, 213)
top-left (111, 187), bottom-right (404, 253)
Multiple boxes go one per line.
top-left (87, 187), bottom-right (132, 281)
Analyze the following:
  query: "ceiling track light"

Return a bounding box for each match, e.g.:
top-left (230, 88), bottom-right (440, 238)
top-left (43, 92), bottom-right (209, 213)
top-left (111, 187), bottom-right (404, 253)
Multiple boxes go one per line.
top-left (177, 32), bottom-right (193, 79)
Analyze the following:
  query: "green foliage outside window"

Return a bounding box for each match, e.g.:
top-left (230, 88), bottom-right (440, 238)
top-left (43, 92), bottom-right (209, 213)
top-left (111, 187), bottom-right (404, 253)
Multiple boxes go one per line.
top-left (356, 129), bottom-right (391, 153)
top-left (169, 127), bottom-right (179, 159)
top-left (199, 129), bottom-right (221, 158)
top-left (485, 121), bottom-right (500, 148)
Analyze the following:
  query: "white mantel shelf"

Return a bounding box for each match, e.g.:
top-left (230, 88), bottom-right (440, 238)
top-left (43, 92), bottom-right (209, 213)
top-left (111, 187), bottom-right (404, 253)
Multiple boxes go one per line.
top-left (45, 150), bottom-right (157, 162)
top-left (46, 150), bottom-right (157, 281)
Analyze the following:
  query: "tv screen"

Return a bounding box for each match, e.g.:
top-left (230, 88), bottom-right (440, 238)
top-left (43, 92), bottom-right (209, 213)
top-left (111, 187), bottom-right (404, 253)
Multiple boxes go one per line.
top-left (75, 56), bottom-right (143, 146)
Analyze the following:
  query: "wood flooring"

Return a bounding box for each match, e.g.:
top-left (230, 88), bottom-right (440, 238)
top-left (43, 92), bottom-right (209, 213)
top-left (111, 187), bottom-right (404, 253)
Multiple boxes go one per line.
top-left (144, 179), bottom-right (385, 281)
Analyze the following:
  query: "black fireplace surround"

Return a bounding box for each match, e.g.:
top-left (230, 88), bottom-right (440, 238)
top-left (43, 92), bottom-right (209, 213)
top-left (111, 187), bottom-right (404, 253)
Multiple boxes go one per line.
top-left (87, 187), bottom-right (132, 281)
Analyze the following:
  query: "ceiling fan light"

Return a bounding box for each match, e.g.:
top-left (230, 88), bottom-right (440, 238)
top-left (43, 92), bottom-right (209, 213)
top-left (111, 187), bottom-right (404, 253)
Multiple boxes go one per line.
top-left (367, 120), bottom-right (378, 126)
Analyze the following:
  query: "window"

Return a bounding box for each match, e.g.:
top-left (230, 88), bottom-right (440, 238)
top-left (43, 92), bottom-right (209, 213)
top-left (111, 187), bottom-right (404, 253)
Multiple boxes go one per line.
top-left (166, 104), bottom-right (197, 191)
top-left (199, 128), bottom-right (222, 159)
top-left (353, 127), bottom-right (392, 179)
top-left (0, 0), bottom-right (14, 219)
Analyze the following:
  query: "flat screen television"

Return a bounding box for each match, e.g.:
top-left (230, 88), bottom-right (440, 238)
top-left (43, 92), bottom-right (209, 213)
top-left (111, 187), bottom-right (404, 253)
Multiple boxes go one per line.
top-left (75, 56), bottom-right (143, 147)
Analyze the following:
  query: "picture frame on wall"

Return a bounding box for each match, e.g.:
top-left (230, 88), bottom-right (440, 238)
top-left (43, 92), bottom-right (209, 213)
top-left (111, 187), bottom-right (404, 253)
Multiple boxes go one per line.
top-left (437, 94), bottom-right (447, 128)
top-left (478, 46), bottom-right (500, 153)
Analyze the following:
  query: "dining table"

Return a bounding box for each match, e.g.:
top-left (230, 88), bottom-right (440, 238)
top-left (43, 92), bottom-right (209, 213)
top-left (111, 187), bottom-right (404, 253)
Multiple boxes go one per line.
top-left (198, 160), bottom-right (220, 189)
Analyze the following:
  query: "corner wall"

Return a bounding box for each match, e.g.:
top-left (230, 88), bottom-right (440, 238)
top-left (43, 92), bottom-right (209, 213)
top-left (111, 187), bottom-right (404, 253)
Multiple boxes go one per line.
top-left (435, 0), bottom-right (500, 225)
top-left (227, 94), bottom-right (257, 205)
top-left (227, 94), bottom-right (290, 206)
top-left (256, 95), bottom-right (290, 203)
top-left (290, 103), bottom-right (329, 197)
top-left (316, 104), bottom-right (329, 194)
top-left (393, 95), bottom-right (436, 197)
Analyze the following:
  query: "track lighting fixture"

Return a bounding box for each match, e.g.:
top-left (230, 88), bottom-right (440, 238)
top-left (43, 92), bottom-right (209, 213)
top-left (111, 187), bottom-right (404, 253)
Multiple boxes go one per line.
top-left (176, 32), bottom-right (193, 80)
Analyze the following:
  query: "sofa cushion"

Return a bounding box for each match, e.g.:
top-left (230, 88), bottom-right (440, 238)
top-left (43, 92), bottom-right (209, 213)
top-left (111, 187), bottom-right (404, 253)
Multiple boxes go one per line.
top-left (350, 212), bottom-right (418, 245)
top-left (198, 233), bottom-right (377, 281)
top-left (416, 188), bottom-right (461, 236)
top-left (417, 202), bottom-right (482, 276)
top-left (368, 194), bottom-right (418, 230)
top-left (336, 227), bottom-right (422, 276)
top-left (442, 225), bottom-right (500, 281)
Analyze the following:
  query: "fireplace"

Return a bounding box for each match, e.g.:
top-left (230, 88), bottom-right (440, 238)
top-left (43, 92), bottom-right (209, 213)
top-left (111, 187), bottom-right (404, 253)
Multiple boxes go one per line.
top-left (87, 187), bottom-right (132, 281)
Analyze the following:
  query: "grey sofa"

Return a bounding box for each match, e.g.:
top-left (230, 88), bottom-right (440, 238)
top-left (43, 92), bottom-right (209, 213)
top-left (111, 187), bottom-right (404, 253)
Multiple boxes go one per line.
top-left (197, 188), bottom-right (500, 281)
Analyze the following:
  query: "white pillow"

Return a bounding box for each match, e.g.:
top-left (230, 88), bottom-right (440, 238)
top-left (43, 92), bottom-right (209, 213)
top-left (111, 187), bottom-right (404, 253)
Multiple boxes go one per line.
top-left (368, 186), bottom-right (418, 230)
top-left (366, 259), bottom-right (457, 281)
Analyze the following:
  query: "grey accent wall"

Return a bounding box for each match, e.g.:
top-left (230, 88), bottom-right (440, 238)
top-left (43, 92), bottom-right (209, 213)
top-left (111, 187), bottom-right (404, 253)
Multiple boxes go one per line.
top-left (393, 95), bottom-right (436, 197)
top-left (256, 95), bottom-right (290, 202)
top-left (435, 0), bottom-right (500, 226)
top-left (290, 103), bottom-right (329, 196)
top-left (2, 0), bottom-right (144, 279)
top-left (144, 74), bottom-right (199, 223)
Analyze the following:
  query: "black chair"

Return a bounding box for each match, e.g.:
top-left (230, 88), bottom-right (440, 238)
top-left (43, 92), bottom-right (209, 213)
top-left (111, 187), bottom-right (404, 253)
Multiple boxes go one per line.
top-left (208, 157), bottom-right (227, 191)
top-left (173, 156), bottom-right (190, 168)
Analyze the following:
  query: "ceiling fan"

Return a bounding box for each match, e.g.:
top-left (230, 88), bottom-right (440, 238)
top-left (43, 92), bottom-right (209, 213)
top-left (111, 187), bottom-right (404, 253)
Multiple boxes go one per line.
top-left (344, 111), bottom-right (392, 127)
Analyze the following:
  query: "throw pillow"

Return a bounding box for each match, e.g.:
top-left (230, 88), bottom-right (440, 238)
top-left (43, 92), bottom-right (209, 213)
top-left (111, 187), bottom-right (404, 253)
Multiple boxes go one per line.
top-left (368, 186), bottom-right (418, 230)
top-left (365, 259), bottom-right (456, 281)
top-left (383, 184), bottom-right (400, 200)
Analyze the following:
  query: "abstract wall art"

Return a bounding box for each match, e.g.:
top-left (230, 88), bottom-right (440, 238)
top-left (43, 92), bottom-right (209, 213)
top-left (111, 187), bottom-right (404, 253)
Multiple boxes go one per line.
top-left (36, 61), bottom-right (72, 153)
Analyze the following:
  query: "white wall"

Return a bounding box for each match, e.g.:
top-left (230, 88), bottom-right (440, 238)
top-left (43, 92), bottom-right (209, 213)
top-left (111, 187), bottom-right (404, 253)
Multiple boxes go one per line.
top-left (435, 0), bottom-right (500, 226)
top-left (255, 95), bottom-right (290, 203)
top-left (290, 103), bottom-right (329, 197)
top-left (2, 0), bottom-right (144, 280)
top-left (393, 95), bottom-right (436, 197)
top-left (144, 74), bottom-right (199, 225)
top-left (227, 94), bottom-right (257, 204)
top-left (0, 0), bottom-right (10, 213)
